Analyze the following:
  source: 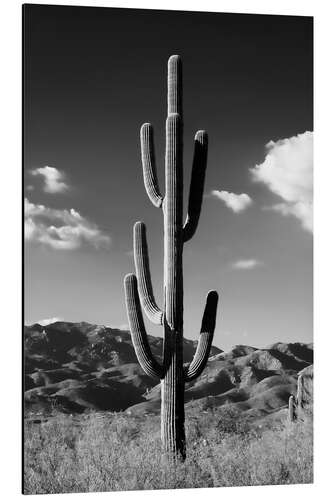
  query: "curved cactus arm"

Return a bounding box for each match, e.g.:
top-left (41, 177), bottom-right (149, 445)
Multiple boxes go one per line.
top-left (134, 221), bottom-right (163, 325)
top-left (185, 291), bottom-right (219, 382)
top-left (124, 273), bottom-right (164, 379)
top-left (168, 55), bottom-right (182, 116)
top-left (140, 123), bottom-right (163, 208)
top-left (183, 131), bottom-right (208, 242)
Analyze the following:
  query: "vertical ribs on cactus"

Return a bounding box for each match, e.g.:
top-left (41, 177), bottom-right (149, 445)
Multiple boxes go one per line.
top-left (124, 55), bottom-right (219, 460)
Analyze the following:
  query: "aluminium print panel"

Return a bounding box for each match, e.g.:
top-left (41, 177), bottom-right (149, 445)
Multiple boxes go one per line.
top-left (23, 4), bottom-right (313, 494)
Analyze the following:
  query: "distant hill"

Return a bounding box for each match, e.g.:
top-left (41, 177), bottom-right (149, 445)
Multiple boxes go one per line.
top-left (24, 321), bottom-right (313, 424)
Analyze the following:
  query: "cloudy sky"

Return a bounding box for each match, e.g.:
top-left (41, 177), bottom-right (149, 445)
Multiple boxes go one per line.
top-left (24, 5), bottom-right (313, 350)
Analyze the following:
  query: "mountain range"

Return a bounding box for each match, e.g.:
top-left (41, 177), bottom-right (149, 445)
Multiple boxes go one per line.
top-left (24, 321), bottom-right (313, 424)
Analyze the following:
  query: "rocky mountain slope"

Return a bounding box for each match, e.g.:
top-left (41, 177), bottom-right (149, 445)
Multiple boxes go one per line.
top-left (24, 321), bottom-right (313, 423)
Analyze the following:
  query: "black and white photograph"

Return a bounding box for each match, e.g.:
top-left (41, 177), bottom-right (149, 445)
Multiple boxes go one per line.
top-left (22, 3), bottom-right (313, 495)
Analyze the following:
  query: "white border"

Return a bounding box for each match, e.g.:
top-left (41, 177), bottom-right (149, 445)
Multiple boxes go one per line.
top-left (1, 1), bottom-right (332, 499)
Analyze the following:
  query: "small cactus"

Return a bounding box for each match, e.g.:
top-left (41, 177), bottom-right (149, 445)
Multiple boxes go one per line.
top-left (124, 55), bottom-right (219, 460)
top-left (288, 394), bottom-right (296, 422)
top-left (295, 365), bottom-right (313, 418)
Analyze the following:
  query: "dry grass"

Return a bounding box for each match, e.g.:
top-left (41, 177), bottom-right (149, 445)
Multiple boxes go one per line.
top-left (24, 407), bottom-right (313, 494)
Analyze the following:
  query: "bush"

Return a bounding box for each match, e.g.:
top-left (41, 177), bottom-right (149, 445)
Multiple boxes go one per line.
top-left (24, 409), bottom-right (313, 494)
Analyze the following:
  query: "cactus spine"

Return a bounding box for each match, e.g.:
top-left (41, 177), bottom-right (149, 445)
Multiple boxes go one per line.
top-left (124, 55), bottom-right (219, 460)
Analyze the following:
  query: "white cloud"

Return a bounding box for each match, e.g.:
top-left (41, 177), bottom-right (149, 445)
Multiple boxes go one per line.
top-left (37, 317), bottom-right (63, 326)
top-left (232, 259), bottom-right (261, 270)
top-left (211, 190), bottom-right (253, 213)
top-left (30, 166), bottom-right (69, 193)
top-left (268, 201), bottom-right (313, 232)
top-left (250, 131), bottom-right (313, 232)
top-left (25, 198), bottom-right (111, 250)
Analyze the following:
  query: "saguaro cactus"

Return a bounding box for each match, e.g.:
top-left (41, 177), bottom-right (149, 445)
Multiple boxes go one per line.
top-left (288, 394), bottom-right (296, 422)
top-left (124, 55), bottom-right (219, 460)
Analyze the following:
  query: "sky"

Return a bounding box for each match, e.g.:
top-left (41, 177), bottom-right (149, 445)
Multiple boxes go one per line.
top-left (24, 5), bottom-right (313, 350)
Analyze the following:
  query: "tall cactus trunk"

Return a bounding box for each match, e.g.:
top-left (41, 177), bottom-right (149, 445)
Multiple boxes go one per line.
top-left (161, 332), bottom-right (186, 457)
top-left (124, 55), bottom-right (219, 461)
top-left (162, 66), bottom-right (185, 458)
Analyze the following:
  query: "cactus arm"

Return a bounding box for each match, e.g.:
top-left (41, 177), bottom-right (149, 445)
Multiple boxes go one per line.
top-left (140, 123), bottom-right (163, 208)
top-left (184, 291), bottom-right (219, 382)
top-left (124, 273), bottom-right (164, 379)
top-left (134, 221), bottom-right (163, 325)
top-left (183, 131), bottom-right (208, 242)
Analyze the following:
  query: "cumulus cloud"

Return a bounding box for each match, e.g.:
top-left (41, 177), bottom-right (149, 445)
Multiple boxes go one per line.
top-left (211, 190), bottom-right (253, 213)
top-left (232, 259), bottom-right (261, 270)
top-left (37, 317), bottom-right (63, 326)
top-left (25, 198), bottom-right (111, 250)
top-left (250, 131), bottom-right (313, 232)
top-left (30, 166), bottom-right (69, 194)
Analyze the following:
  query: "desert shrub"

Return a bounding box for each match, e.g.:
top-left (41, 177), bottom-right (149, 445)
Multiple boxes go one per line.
top-left (215, 405), bottom-right (252, 437)
top-left (24, 409), bottom-right (313, 494)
